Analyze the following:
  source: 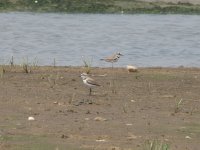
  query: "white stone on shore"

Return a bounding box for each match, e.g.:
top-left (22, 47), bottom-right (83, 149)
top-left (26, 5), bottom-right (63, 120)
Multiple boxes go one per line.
top-left (95, 139), bottom-right (106, 142)
top-left (94, 117), bottom-right (107, 121)
top-left (28, 116), bottom-right (35, 121)
top-left (127, 65), bottom-right (138, 72)
top-left (185, 136), bottom-right (192, 139)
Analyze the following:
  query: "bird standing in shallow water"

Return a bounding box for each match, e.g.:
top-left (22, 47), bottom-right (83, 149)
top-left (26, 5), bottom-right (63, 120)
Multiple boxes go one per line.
top-left (80, 73), bottom-right (100, 96)
top-left (100, 52), bottom-right (123, 68)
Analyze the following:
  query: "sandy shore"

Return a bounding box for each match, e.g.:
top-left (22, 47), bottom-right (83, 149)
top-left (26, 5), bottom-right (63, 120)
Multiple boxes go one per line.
top-left (0, 65), bottom-right (200, 150)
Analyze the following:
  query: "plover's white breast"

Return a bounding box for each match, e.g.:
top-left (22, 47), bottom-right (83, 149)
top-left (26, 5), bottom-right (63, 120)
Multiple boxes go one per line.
top-left (83, 79), bottom-right (96, 87)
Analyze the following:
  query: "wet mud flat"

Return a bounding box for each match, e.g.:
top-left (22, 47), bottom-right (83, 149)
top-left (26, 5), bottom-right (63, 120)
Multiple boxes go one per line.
top-left (0, 66), bottom-right (200, 150)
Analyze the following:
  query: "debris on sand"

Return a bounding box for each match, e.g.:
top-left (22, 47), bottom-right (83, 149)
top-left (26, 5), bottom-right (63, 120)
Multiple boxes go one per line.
top-left (94, 117), bottom-right (107, 121)
top-left (109, 147), bottom-right (121, 150)
top-left (53, 101), bottom-right (58, 104)
top-left (84, 118), bottom-right (90, 121)
top-left (61, 134), bottom-right (69, 139)
top-left (127, 134), bottom-right (138, 140)
top-left (127, 65), bottom-right (138, 73)
top-left (95, 139), bottom-right (106, 142)
top-left (73, 99), bottom-right (93, 106)
top-left (95, 135), bottom-right (109, 142)
top-left (185, 136), bottom-right (192, 139)
top-left (28, 116), bottom-right (35, 121)
top-left (126, 123), bottom-right (133, 126)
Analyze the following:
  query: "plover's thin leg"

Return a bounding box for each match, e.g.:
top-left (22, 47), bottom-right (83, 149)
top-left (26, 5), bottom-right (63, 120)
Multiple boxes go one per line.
top-left (89, 88), bottom-right (92, 96)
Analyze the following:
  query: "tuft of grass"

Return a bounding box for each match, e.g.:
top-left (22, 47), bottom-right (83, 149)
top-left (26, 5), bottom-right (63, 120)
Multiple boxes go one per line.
top-left (174, 98), bottom-right (183, 113)
top-left (47, 73), bottom-right (60, 88)
top-left (143, 139), bottom-right (170, 150)
top-left (122, 102), bottom-right (127, 113)
top-left (0, 66), bottom-right (5, 78)
top-left (53, 58), bottom-right (56, 68)
top-left (82, 56), bottom-right (93, 74)
top-left (22, 63), bottom-right (31, 73)
top-left (9, 56), bottom-right (14, 67)
top-left (20, 57), bottom-right (39, 73)
top-left (32, 57), bottom-right (39, 69)
top-left (21, 57), bottom-right (31, 73)
top-left (69, 93), bottom-right (76, 104)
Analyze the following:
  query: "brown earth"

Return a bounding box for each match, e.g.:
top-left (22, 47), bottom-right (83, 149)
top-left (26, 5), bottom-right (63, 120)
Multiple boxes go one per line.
top-left (0, 65), bottom-right (200, 150)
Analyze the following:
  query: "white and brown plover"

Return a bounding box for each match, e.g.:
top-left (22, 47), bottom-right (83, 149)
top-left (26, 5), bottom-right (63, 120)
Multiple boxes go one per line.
top-left (100, 52), bottom-right (123, 68)
top-left (80, 73), bottom-right (100, 95)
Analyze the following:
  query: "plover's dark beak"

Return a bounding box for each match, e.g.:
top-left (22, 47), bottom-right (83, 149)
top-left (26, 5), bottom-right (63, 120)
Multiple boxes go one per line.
top-left (119, 53), bottom-right (123, 56)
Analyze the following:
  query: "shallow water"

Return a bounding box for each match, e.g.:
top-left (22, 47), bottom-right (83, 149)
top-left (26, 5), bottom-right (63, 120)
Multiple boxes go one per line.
top-left (0, 12), bottom-right (200, 67)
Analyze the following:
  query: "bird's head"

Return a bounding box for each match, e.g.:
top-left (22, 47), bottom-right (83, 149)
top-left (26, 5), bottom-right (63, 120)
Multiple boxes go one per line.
top-left (116, 52), bottom-right (123, 56)
top-left (80, 73), bottom-right (88, 79)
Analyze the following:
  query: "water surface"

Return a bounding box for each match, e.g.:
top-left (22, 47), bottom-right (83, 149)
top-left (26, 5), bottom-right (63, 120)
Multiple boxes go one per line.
top-left (1, 12), bottom-right (200, 67)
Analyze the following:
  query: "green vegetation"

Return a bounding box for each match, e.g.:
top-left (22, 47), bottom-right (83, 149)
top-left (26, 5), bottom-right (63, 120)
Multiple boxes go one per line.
top-left (174, 98), bottom-right (183, 113)
top-left (82, 56), bottom-right (93, 74)
top-left (0, 65), bottom-right (5, 78)
top-left (1, 0), bottom-right (200, 14)
top-left (143, 139), bottom-right (170, 150)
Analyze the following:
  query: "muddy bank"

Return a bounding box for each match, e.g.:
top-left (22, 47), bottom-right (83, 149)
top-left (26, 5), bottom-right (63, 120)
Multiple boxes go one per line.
top-left (0, 66), bottom-right (200, 150)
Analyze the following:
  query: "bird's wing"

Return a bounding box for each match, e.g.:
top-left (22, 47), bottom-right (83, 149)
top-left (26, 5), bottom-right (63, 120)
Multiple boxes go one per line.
top-left (100, 54), bottom-right (115, 62)
top-left (87, 77), bottom-right (100, 86)
top-left (106, 53), bottom-right (116, 60)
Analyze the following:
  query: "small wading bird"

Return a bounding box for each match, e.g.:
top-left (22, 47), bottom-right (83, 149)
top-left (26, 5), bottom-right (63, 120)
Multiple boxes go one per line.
top-left (100, 52), bottom-right (123, 68)
top-left (80, 73), bottom-right (100, 96)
